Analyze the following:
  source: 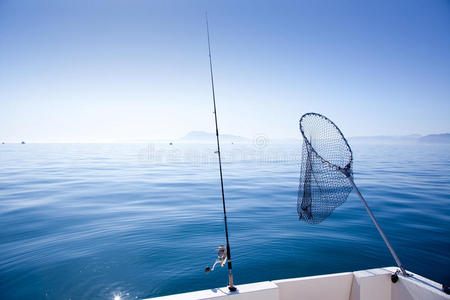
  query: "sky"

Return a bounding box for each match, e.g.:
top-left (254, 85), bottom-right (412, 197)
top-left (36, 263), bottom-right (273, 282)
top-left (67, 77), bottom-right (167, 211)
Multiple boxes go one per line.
top-left (0, 0), bottom-right (449, 142)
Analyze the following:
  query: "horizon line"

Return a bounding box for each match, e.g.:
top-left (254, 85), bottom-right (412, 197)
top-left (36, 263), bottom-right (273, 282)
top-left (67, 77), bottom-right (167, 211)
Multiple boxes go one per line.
top-left (2, 132), bottom-right (450, 144)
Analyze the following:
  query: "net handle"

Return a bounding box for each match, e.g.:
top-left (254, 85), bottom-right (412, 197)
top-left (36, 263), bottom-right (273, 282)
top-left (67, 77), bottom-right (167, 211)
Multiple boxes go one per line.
top-left (341, 169), bottom-right (407, 276)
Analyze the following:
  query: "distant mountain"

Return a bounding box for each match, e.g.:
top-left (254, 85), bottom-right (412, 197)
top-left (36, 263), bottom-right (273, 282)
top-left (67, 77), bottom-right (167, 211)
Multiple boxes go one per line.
top-left (349, 134), bottom-right (421, 144)
top-left (178, 132), bottom-right (450, 145)
top-left (418, 133), bottom-right (450, 144)
top-left (179, 131), bottom-right (250, 143)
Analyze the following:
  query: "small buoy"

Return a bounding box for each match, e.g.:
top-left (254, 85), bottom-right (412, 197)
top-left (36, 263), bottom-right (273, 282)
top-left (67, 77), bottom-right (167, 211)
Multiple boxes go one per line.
top-left (169, 142), bottom-right (173, 145)
top-left (21, 141), bottom-right (25, 144)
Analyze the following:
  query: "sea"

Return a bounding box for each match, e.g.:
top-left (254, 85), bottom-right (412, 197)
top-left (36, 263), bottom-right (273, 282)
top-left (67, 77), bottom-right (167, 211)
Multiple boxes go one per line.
top-left (0, 142), bottom-right (449, 299)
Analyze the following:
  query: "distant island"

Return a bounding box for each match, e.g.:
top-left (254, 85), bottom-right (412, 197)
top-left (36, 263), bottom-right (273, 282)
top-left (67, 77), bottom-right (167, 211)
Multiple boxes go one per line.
top-left (349, 134), bottom-right (421, 144)
top-left (349, 133), bottom-right (450, 144)
top-left (179, 132), bottom-right (450, 144)
top-left (418, 133), bottom-right (450, 144)
top-left (179, 131), bottom-right (250, 143)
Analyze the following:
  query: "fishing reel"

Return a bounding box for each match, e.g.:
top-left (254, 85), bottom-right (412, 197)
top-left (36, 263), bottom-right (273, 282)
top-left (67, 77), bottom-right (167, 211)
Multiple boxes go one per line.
top-left (205, 245), bottom-right (227, 274)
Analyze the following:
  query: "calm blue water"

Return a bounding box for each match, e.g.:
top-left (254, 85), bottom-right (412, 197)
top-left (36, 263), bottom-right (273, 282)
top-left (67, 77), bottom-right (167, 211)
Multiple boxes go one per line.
top-left (0, 142), bottom-right (449, 299)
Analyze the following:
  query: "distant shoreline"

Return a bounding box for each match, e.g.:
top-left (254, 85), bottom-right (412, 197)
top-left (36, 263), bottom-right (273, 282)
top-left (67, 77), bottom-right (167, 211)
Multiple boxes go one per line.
top-left (3, 132), bottom-right (449, 144)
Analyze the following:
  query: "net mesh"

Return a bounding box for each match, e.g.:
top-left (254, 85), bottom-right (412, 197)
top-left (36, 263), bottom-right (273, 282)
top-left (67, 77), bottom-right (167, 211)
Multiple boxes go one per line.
top-left (297, 113), bottom-right (354, 224)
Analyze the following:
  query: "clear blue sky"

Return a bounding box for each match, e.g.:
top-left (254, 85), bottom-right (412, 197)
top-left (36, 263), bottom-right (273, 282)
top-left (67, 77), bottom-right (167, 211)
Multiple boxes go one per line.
top-left (1, 0), bottom-right (449, 142)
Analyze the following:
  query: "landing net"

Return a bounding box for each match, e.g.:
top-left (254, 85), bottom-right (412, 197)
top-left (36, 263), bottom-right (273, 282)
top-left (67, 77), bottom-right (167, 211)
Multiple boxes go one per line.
top-left (297, 113), bottom-right (353, 224)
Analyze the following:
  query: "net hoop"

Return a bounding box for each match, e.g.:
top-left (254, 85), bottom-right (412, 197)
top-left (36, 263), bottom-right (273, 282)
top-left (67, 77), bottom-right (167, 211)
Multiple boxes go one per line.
top-left (299, 112), bottom-right (353, 172)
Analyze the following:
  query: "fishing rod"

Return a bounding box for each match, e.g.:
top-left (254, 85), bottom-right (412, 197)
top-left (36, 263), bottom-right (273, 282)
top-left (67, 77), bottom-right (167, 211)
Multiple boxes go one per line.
top-left (204, 13), bottom-right (237, 292)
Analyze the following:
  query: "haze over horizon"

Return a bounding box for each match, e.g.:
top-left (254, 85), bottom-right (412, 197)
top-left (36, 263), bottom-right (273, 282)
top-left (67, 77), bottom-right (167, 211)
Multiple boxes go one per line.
top-left (1, 0), bottom-right (449, 143)
top-left (2, 130), bottom-right (450, 144)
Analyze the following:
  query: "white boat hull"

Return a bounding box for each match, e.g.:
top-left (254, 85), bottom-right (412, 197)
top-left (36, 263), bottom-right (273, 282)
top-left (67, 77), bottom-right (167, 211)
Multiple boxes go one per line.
top-left (145, 267), bottom-right (449, 300)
